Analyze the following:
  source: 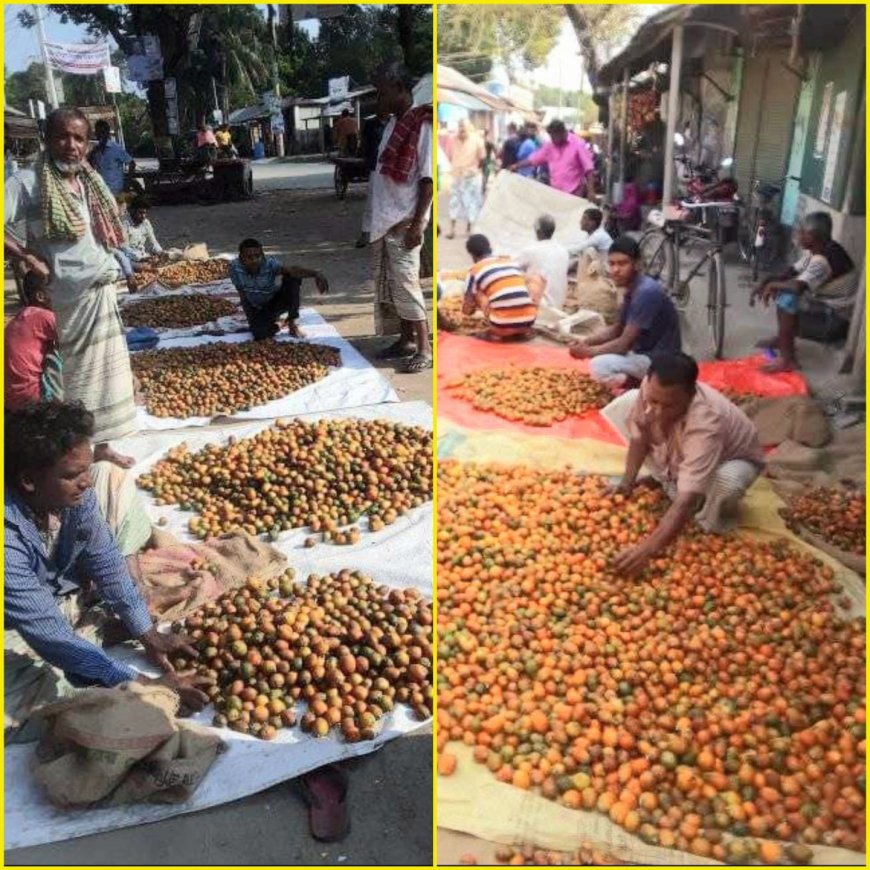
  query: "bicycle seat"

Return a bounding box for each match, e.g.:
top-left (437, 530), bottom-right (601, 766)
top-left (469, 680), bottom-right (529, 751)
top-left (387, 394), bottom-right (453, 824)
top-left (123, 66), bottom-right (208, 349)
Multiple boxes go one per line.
top-left (758, 182), bottom-right (782, 198)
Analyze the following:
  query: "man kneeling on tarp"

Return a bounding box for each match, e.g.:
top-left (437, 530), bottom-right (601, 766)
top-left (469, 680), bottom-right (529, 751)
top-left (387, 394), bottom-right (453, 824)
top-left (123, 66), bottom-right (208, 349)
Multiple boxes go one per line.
top-left (608, 352), bottom-right (764, 575)
top-left (4, 400), bottom-right (211, 742)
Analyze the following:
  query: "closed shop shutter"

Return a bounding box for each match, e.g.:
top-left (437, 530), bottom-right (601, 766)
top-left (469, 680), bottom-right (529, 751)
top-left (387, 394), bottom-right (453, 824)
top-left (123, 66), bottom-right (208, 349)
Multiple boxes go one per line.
top-left (733, 50), bottom-right (800, 200)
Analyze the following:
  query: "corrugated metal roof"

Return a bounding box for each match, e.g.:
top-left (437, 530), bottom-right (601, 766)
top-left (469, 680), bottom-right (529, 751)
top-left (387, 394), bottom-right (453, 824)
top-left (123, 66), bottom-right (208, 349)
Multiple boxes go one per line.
top-left (437, 65), bottom-right (515, 112)
top-left (228, 105), bottom-right (271, 124)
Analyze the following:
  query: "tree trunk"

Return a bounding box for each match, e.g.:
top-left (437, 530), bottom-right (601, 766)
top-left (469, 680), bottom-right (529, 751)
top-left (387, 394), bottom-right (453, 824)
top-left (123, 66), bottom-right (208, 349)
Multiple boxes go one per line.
top-left (147, 79), bottom-right (173, 156)
top-left (396, 6), bottom-right (415, 68)
top-left (563, 5), bottom-right (600, 91)
top-left (221, 54), bottom-right (230, 124)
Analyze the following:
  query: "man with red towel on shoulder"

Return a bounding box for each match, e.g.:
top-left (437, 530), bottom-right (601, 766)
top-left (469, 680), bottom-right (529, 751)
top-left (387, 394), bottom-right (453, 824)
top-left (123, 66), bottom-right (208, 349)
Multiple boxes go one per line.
top-left (369, 62), bottom-right (434, 374)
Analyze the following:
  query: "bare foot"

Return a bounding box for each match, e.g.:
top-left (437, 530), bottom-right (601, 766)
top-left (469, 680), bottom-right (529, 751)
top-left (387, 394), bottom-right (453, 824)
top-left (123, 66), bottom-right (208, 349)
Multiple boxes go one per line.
top-left (287, 322), bottom-right (306, 339)
top-left (94, 443), bottom-right (135, 469)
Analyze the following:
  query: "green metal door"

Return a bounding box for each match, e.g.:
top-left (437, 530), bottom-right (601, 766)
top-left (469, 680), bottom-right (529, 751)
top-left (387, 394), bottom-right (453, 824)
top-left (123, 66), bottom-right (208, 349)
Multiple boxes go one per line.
top-left (781, 55), bottom-right (820, 227)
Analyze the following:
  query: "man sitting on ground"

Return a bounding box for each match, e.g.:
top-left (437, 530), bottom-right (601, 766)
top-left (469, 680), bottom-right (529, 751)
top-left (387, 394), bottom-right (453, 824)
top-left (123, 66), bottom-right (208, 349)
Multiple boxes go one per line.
top-left (517, 214), bottom-right (570, 311)
top-left (570, 236), bottom-right (680, 386)
top-left (5, 271), bottom-right (62, 409)
top-left (568, 207), bottom-right (613, 268)
top-left (230, 238), bottom-right (329, 340)
top-left (5, 401), bottom-right (211, 742)
top-left (121, 197), bottom-right (163, 267)
top-left (610, 352), bottom-right (764, 574)
top-left (753, 211), bottom-right (855, 373)
top-left (463, 234), bottom-right (538, 341)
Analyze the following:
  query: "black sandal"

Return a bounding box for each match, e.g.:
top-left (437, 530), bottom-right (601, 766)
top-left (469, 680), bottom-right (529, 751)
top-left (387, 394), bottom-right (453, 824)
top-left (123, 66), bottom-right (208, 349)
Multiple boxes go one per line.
top-left (402, 352), bottom-right (433, 373)
top-left (377, 340), bottom-right (416, 360)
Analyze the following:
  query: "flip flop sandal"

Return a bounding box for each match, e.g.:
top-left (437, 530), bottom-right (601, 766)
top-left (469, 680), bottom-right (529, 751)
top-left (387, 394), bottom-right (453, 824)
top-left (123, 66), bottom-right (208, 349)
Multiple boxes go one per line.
top-left (377, 341), bottom-right (416, 360)
top-left (298, 765), bottom-right (350, 843)
top-left (402, 353), bottom-right (433, 373)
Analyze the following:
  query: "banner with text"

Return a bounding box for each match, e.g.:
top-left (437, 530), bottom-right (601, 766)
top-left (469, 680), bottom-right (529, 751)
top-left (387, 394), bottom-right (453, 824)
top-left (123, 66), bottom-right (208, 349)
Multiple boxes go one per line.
top-left (44, 41), bottom-right (110, 75)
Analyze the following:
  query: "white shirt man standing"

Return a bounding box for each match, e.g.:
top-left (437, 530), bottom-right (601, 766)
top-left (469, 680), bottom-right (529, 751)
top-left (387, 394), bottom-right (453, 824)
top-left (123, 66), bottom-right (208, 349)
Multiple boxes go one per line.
top-left (368, 62), bottom-right (434, 374)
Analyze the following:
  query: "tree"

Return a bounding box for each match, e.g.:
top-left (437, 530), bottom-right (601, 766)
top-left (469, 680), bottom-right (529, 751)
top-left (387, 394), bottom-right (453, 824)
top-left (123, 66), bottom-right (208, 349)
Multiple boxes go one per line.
top-left (534, 85), bottom-right (598, 126)
top-left (35, 5), bottom-right (202, 149)
top-left (4, 56), bottom-right (152, 148)
top-left (438, 5), bottom-right (562, 82)
top-left (194, 7), bottom-right (273, 123)
top-left (563, 5), bottom-right (644, 90)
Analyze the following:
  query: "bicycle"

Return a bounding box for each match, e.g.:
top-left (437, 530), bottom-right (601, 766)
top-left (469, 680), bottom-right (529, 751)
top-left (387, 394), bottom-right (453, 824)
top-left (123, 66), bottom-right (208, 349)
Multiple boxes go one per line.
top-left (638, 201), bottom-right (734, 359)
top-left (737, 175), bottom-right (800, 281)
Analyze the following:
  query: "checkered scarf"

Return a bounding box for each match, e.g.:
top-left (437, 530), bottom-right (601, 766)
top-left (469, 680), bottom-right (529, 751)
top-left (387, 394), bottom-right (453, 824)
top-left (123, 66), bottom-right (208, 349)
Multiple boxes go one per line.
top-left (39, 155), bottom-right (124, 248)
top-left (379, 106), bottom-right (433, 184)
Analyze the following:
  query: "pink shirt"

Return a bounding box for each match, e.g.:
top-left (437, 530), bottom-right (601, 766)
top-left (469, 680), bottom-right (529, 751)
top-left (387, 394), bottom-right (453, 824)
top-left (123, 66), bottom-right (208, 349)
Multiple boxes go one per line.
top-left (5, 307), bottom-right (57, 408)
top-left (628, 380), bottom-right (764, 495)
top-left (527, 133), bottom-right (594, 194)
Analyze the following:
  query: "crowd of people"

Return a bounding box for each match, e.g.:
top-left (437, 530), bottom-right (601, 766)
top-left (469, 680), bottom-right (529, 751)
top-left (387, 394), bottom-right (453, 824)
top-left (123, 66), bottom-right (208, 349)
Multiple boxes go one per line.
top-left (438, 116), bottom-right (606, 242)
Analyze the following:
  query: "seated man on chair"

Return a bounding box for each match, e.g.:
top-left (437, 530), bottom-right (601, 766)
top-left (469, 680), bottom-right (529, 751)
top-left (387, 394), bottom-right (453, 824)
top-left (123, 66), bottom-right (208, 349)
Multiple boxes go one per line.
top-left (753, 211), bottom-right (855, 372)
top-left (570, 236), bottom-right (680, 387)
top-left (609, 352), bottom-right (764, 575)
top-left (230, 238), bottom-right (329, 340)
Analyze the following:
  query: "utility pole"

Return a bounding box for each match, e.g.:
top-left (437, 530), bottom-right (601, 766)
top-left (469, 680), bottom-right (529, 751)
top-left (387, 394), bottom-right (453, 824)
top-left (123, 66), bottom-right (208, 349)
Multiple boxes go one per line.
top-left (268, 4), bottom-right (285, 157)
top-left (34, 5), bottom-right (60, 109)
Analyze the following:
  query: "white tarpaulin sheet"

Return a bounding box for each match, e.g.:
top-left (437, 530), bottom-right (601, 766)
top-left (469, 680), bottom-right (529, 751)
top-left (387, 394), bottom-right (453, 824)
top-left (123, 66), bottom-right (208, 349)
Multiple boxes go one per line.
top-left (120, 401), bottom-right (433, 592)
top-left (5, 402), bottom-right (433, 849)
top-left (5, 676), bottom-right (427, 850)
top-left (475, 172), bottom-right (593, 257)
top-left (133, 309), bottom-right (399, 430)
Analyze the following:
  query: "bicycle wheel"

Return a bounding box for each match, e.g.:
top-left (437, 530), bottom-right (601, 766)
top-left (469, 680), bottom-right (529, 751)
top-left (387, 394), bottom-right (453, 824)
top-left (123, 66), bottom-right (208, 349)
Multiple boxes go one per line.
top-left (707, 250), bottom-right (726, 359)
top-left (638, 229), bottom-right (675, 291)
top-left (737, 210), bottom-right (754, 263)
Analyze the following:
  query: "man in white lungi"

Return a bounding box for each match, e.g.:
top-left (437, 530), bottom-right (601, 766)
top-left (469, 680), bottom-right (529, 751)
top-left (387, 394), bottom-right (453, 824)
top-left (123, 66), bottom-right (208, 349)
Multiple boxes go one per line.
top-left (369, 62), bottom-right (434, 374)
top-left (5, 108), bottom-right (137, 468)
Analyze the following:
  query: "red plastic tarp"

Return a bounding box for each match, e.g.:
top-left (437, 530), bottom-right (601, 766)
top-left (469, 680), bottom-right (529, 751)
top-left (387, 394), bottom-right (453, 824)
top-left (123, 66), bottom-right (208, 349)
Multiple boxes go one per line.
top-left (437, 332), bottom-right (809, 442)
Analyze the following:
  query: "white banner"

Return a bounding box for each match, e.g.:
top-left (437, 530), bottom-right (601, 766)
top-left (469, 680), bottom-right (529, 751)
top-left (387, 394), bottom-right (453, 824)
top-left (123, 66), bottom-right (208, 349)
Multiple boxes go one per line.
top-left (328, 75), bottom-right (349, 100)
top-left (44, 40), bottom-right (110, 75)
top-left (103, 65), bottom-right (121, 94)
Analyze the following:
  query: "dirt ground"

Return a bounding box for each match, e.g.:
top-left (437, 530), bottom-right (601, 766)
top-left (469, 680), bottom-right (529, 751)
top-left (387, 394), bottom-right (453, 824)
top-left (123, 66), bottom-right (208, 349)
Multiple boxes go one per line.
top-left (4, 183), bottom-right (434, 865)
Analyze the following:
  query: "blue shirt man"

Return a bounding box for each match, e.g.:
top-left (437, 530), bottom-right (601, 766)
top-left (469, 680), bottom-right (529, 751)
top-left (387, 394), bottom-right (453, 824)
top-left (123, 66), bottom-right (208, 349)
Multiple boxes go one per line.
top-left (570, 235), bottom-right (680, 387)
top-left (229, 238), bottom-right (328, 339)
top-left (89, 121), bottom-right (133, 196)
top-left (4, 401), bottom-right (210, 739)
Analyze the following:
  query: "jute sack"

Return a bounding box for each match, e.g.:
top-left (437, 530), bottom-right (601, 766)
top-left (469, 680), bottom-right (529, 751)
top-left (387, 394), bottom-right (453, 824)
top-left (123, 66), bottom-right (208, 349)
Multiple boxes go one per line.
top-left (567, 254), bottom-right (620, 323)
top-left (182, 242), bottom-right (210, 261)
top-left (32, 682), bottom-right (224, 808)
top-left (136, 529), bottom-right (287, 622)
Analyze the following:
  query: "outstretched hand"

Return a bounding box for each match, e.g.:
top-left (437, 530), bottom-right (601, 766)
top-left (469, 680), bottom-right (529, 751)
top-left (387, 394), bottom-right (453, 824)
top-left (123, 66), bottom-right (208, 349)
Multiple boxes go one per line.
top-left (139, 626), bottom-right (198, 675)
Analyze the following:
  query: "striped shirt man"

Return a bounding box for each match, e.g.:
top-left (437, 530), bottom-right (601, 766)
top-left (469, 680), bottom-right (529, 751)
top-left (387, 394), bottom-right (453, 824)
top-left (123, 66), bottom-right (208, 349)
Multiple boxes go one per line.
top-left (463, 256), bottom-right (538, 335)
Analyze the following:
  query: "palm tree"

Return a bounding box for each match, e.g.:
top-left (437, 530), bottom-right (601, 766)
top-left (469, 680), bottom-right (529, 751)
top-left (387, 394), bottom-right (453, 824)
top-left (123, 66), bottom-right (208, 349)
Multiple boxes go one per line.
top-left (200, 8), bottom-right (272, 122)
